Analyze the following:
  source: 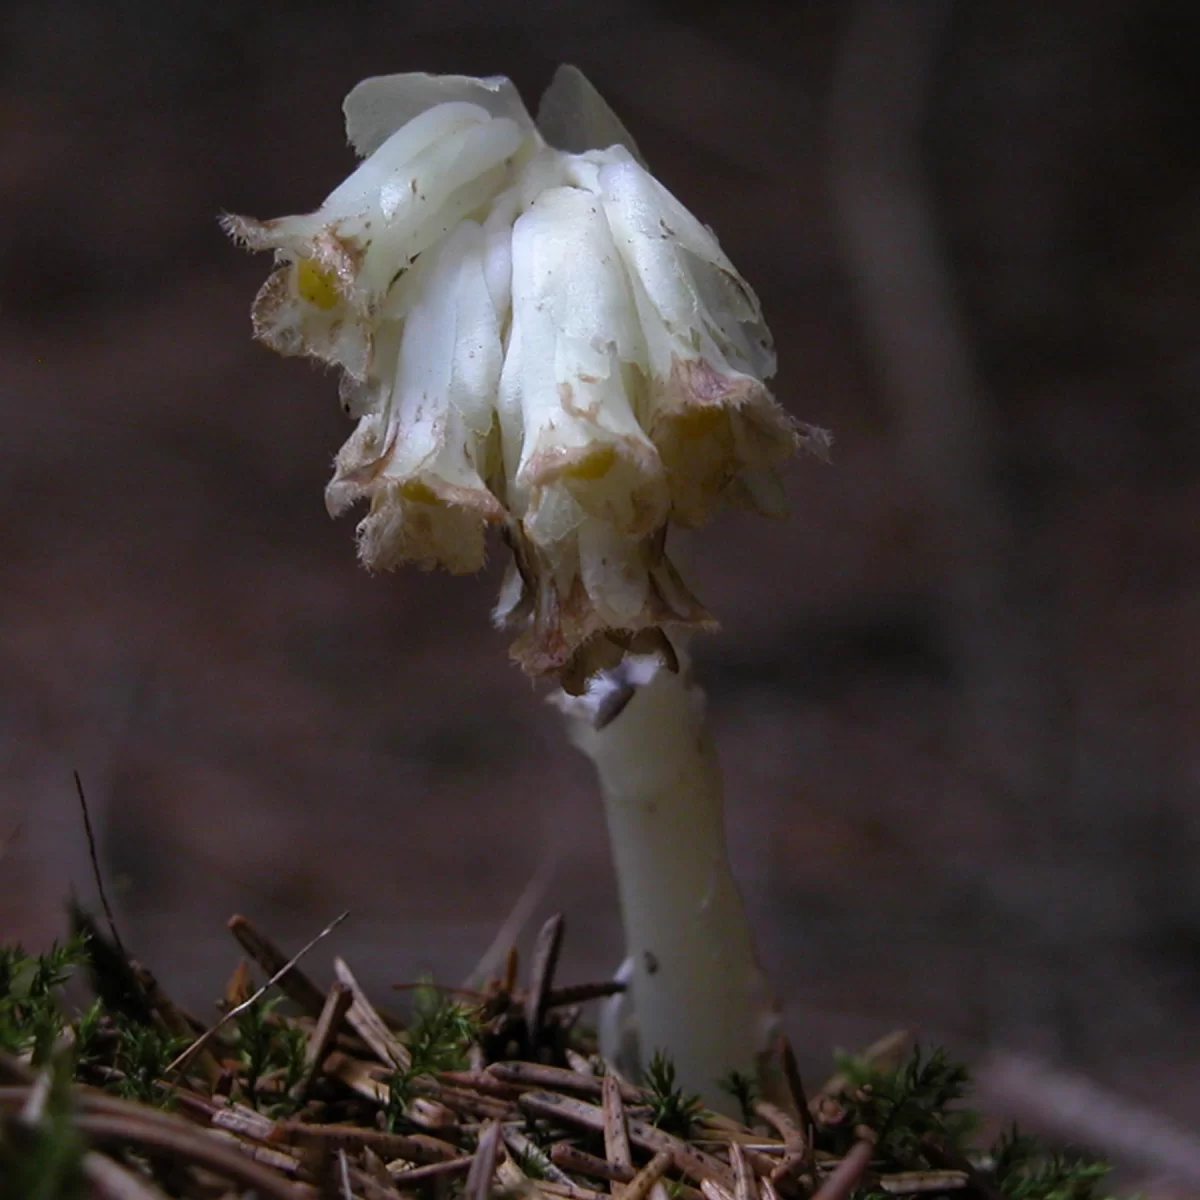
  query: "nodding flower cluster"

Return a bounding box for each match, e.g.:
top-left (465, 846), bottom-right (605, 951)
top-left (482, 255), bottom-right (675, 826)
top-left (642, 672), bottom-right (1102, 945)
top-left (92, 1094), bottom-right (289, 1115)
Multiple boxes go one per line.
top-left (225, 68), bottom-right (827, 690)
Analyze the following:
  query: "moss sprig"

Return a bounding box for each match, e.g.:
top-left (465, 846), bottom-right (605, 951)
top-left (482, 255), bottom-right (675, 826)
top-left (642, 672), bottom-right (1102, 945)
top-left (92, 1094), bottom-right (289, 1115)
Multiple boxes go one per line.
top-left (0, 936), bottom-right (91, 1065)
top-left (384, 981), bottom-right (481, 1131)
top-left (645, 1050), bottom-right (705, 1138)
top-left (716, 1067), bottom-right (758, 1128)
top-left (829, 1043), bottom-right (974, 1164)
top-left (232, 995), bottom-right (307, 1113)
top-left (990, 1125), bottom-right (1115, 1200)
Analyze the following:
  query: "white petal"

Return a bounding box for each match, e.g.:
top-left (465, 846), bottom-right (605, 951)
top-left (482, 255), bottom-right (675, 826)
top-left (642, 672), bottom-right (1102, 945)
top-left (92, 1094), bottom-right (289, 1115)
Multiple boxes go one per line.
top-left (502, 186), bottom-right (665, 535)
top-left (481, 186), bottom-right (520, 318)
top-left (598, 158), bottom-right (774, 379)
top-left (326, 102), bottom-right (491, 216)
top-left (536, 65), bottom-right (646, 165)
top-left (577, 519), bottom-right (649, 623)
top-left (350, 114), bottom-right (524, 299)
top-left (382, 221), bottom-right (499, 482)
top-left (344, 72), bottom-right (536, 159)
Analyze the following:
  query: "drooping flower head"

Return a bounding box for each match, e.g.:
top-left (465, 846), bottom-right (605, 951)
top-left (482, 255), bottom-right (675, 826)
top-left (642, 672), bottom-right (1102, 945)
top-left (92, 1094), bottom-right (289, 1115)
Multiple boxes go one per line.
top-left (224, 67), bottom-right (828, 691)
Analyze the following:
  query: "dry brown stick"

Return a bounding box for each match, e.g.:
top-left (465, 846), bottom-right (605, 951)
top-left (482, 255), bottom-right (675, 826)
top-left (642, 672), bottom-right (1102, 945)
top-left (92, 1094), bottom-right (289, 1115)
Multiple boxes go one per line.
top-left (417, 1077), bottom-right (516, 1119)
top-left (775, 1034), bottom-right (815, 1157)
top-left (81, 1150), bottom-right (170, 1200)
top-left (700, 1180), bottom-right (736, 1200)
top-left (131, 964), bottom-right (222, 1083)
top-left (77, 1086), bottom-right (238, 1136)
top-left (212, 1101), bottom-right (277, 1141)
top-left (73, 1087), bottom-right (202, 1128)
top-left (520, 1090), bottom-right (736, 1191)
top-left (227, 913), bottom-right (331, 1018)
top-left (466, 1119), bottom-right (503, 1200)
top-left (501, 1124), bottom-right (575, 1185)
top-left (525, 913), bottom-right (565, 1043)
top-left (290, 980), bottom-right (353, 1104)
top-left (496, 1152), bottom-right (539, 1198)
top-left (812, 1031), bottom-right (912, 1108)
top-left (755, 1102), bottom-right (803, 1153)
top-left (275, 1121), bottom-right (465, 1163)
top-left (334, 958), bottom-right (410, 1071)
top-left (756, 1098), bottom-right (808, 1195)
top-left (739, 1147), bottom-right (784, 1179)
top-left (503, 944), bottom-right (520, 993)
top-left (876, 1169), bottom-right (967, 1193)
top-left (604, 1073), bottom-right (633, 1196)
top-left (165, 911), bottom-right (348, 1078)
top-left (565, 1049), bottom-right (597, 1075)
top-left (492, 1060), bottom-right (644, 1103)
top-left (809, 1142), bottom-right (873, 1200)
top-left (438, 1070), bottom-right (527, 1101)
top-left (402, 1093), bottom-right (461, 1132)
top-left (730, 1143), bottom-right (758, 1200)
top-left (326, 1053), bottom-right (389, 1105)
top-left (75, 1112), bottom-right (303, 1200)
top-left (76, 1086), bottom-right (294, 1181)
top-left (526, 1171), bottom-right (611, 1200)
top-left (463, 855), bottom-right (557, 991)
top-left (210, 1127), bottom-right (304, 1175)
top-left (388, 1156), bottom-right (476, 1185)
top-left (73, 769), bottom-right (126, 960)
top-left (919, 1136), bottom-right (1005, 1200)
top-left (543, 981), bottom-right (627, 1008)
top-left (549, 1146), bottom-right (704, 1200)
top-left (129, 965), bottom-right (201, 1040)
top-left (538, 1182), bottom-right (613, 1200)
top-left (767, 1154), bottom-right (807, 1197)
top-left (225, 958), bottom-right (254, 1006)
top-left (623, 1152), bottom-right (673, 1200)
top-left (552, 1142), bottom-right (635, 1183)
top-left (349, 1159), bottom-right (404, 1200)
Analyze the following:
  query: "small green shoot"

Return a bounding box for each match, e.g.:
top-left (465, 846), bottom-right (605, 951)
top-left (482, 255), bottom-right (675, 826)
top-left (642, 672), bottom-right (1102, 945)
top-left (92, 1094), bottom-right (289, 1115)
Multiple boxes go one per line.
top-left (232, 995), bottom-right (308, 1114)
top-left (645, 1050), bottom-right (705, 1138)
top-left (831, 1043), bottom-right (974, 1164)
top-left (990, 1125), bottom-right (1115, 1200)
top-left (384, 980), bottom-right (480, 1132)
top-left (111, 1018), bottom-right (187, 1108)
top-left (716, 1067), bottom-right (758, 1127)
top-left (0, 936), bottom-right (90, 1065)
top-left (511, 1140), bottom-right (552, 1180)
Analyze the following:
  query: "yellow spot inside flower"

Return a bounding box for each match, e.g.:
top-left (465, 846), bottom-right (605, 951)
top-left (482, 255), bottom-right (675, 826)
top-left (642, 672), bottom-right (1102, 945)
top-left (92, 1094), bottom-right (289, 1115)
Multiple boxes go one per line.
top-left (400, 479), bottom-right (440, 505)
top-left (564, 445), bottom-right (616, 481)
top-left (296, 258), bottom-right (339, 309)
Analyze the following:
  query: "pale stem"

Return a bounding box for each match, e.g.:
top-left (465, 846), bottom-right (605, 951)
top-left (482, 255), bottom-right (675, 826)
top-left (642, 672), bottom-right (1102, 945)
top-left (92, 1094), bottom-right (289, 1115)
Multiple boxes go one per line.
top-left (564, 660), bottom-right (781, 1109)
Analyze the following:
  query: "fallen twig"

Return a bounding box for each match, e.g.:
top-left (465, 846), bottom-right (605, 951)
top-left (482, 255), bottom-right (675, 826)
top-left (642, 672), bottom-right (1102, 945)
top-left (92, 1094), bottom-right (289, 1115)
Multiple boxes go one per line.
top-left (165, 911), bottom-right (348, 1078)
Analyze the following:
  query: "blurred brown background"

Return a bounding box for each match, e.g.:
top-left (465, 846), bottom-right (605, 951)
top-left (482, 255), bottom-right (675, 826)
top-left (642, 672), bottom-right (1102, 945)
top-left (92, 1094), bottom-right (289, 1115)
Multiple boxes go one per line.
top-left (3, 0), bottom-right (1198, 1174)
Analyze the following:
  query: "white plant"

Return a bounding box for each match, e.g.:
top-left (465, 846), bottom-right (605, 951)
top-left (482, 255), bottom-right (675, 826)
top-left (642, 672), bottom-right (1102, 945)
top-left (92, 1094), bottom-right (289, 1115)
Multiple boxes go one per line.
top-left (225, 65), bottom-right (828, 1108)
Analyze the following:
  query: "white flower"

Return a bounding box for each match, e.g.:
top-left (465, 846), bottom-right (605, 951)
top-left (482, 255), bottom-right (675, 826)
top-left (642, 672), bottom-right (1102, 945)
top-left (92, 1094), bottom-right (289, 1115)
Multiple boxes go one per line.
top-left (324, 219), bottom-right (506, 574)
top-left (226, 67), bottom-right (827, 685)
top-left (221, 82), bottom-right (532, 379)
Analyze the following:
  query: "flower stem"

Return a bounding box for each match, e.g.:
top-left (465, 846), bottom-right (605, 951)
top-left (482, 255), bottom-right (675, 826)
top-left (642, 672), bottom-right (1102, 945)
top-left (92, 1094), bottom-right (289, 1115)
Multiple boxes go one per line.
top-left (563, 659), bottom-right (781, 1109)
